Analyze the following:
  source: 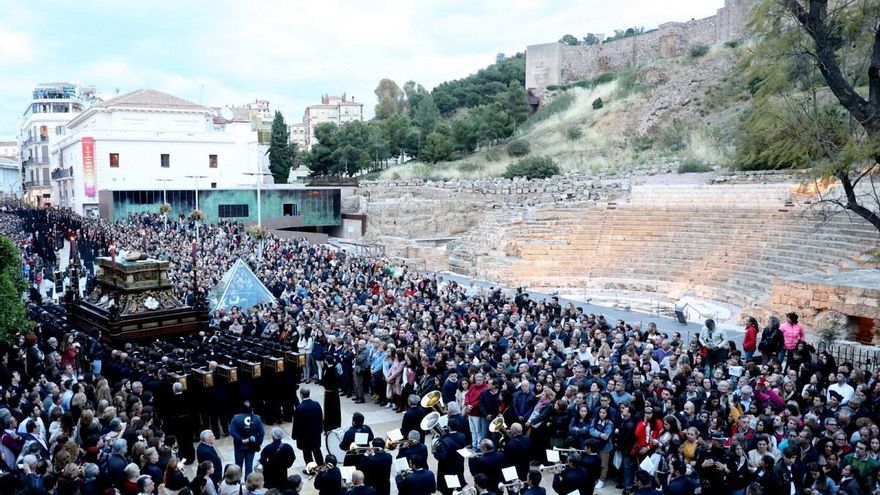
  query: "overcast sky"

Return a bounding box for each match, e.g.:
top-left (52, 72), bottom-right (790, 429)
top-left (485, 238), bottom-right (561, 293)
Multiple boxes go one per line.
top-left (1, 0), bottom-right (724, 138)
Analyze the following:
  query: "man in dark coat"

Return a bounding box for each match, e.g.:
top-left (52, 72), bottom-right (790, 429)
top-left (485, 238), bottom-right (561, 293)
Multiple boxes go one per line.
top-left (504, 422), bottom-right (532, 481)
top-left (165, 382), bottom-right (196, 464)
top-left (314, 454), bottom-right (343, 495)
top-left (344, 470), bottom-right (377, 495)
top-left (196, 429), bottom-right (223, 486)
top-left (434, 417), bottom-right (468, 495)
top-left (468, 439), bottom-right (506, 490)
top-left (229, 400), bottom-right (265, 477)
top-left (340, 412), bottom-right (374, 467)
top-left (634, 470), bottom-right (663, 495)
top-left (322, 355), bottom-right (342, 431)
top-left (107, 438), bottom-right (130, 489)
top-left (580, 439), bottom-right (603, 495)
top-left (260, 427), bottom-right (296, 489)
top-left (553, 453), bottom-right (590, 495)
top-left (396, 430), bottom-right (428, 460)
top-left (358, 438), bottom-right (392, 495)
top-left (395, 454), bottom-right (436, 495)
top-left (663, 460), bottom-right (695, 495)
top-left (400, 394), bottom-right (426, 443)
top-left (769, 447), bottom-right (802, 495)
top-left (293, 387), bottom-right (324, 465)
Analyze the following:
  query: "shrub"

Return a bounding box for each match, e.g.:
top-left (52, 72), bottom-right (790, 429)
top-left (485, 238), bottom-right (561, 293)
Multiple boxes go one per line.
top-left (506, 140), bottom-right (530, 157)
top-left (724, 40), bottom-right (740, 49)
top-left (632, 136), bottom-right (654, 152)
top-left (677, 159), bottom-right (712, 174)
top-left (592, 97), bottom-right (604, 110)
top-left (690, 44), bottom-right (710, 58)
top-left (519, 92), bottom-right (575, 133)
top-left (565, 126), bottom-right (583, 141)
top-left (503, 156), bottom-right (560, 179)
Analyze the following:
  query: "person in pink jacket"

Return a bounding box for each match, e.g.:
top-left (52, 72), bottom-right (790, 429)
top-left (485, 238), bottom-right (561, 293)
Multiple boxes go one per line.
top-left (780, 313), bottom-right (805, 362)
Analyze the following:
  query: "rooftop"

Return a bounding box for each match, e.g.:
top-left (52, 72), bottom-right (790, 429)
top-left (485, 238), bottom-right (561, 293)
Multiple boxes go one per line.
top-left (94, 89), bottom-right (207, 111)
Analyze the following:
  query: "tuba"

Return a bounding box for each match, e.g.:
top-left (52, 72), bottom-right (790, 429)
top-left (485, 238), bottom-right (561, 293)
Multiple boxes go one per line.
top-left (420, 411), bottom-right (446, 439)
top-left (420, 390), bottom-right (447, 415)
top-left (489, 416), bottom-right (511, 447)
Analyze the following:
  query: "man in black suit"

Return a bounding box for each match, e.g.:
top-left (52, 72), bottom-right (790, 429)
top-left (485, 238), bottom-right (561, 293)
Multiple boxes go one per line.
top-left (523, 470), bottom-right (546, 495)
top-left (260, 427), bottom-right (296, 489)
top-left (446, 402), bottom-right (470, 444)
top-left (504, 422), bottom-right (532, 481)
top-left (400, 394), bottom-right (426, 443)
top-left (196, 429), bottom-right (223, 486)
top-left (293, 387), bottom-right (324, 466)
top-left (663, 460), bottom-right (695, 495)
top-left (395, 454), bottom-right (436, 495)
top-left (341, 412), bottom-right (375, 466)
top-left (344, 470), bottom-right (377, 495)
top-left (314, 454), bottom-right (343, 495)
top-left (634, 470), bottom-right (663, 495)
top-left (580, 439), bottom-right (603, 495)
top-left (434, 417), bottom-right (469, 495)
top-left (397, 430), bottom-right (429, 460)
top-left (358, 438), bottom-right (392, 495)
top-left (468, 439), bottom-right (506, 489)
top-left (553, 453), bottom-right (590, 495)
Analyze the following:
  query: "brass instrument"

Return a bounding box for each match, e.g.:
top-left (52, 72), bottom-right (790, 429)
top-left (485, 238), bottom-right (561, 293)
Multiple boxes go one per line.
top-left (538, 463), bottom-right (565, 474)
top-left (420, 412), bottom-right (446, 439)
top-left (347, 445), bottom-right (385, 454)
top-left (453, 486), bottom-right (477, 495)
top-left (553, 446), bottom-right (588, 455)
top-left (489, 416), bottom-right (511, 446)
top-left (498, 480), bottom-right (525, 492)
top-left (305, 462), bottom-right (333, 479)
top-left (420, 390), bottom-right (447, 415)
top-left (386, 438), bottom-right (418, 450)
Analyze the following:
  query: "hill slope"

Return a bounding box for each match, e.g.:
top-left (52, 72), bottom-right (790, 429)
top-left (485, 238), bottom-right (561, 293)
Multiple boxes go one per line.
top-left (378, 42), bottom-right (751, 180)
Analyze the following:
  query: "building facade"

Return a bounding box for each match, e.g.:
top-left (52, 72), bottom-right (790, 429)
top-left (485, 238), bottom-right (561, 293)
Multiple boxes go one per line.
top-left (0, 140), bottom-right (19, 160)
top-left (290, 93), bottom-right (363, 151)
top-left (53, 89), bottom-right (263, 216)
top-left (0, 158), bottom-right (20, 197)
top-left (18, 83), bottom-right (94, 207)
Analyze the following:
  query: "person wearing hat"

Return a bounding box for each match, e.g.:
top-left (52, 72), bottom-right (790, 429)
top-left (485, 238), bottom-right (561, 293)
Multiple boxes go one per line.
top-left (696, 430), bottom-right (734, 494)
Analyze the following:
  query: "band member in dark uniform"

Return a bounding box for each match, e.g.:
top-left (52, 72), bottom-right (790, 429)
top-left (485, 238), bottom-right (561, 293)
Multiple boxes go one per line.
top-left (401, 394), bottom-right (426, 443)
top-left (469, 439), bottom-right (506, 490)
top-left (341, 412), bottom-right (375, 466)
top-left (504, 423), bottom-right (532, 482)
top-left (314, 454), bottom-right (343, 495)
top-left (293, 388), bottom-right (324, 465)
top-left (344, 470), bottom-right (377, 495)
top-left (395, 454), bottom-right (436, 495)
top-left (553, 453), bottom-right (590, 495)
top-left (358, 438), bottom-right (392, 495)
top-left (434, 416), bottom-right (469, 495)
top-left (396, 430), bottom-right (428, 460)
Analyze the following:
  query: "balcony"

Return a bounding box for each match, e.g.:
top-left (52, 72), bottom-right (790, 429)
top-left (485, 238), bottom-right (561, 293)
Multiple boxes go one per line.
top-left (51, 167), bottom-right (74, 180)
top-left (23, 180), bottom-right (46, 189)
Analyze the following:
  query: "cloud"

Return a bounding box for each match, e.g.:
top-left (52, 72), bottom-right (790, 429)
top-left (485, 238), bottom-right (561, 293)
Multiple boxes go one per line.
top-left (0, 26), bottom-right (34, 65)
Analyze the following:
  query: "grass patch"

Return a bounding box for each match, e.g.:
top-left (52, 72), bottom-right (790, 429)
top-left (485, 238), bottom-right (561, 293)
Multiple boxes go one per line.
top-left (677, 158), bottom-right (712, 174)
top-left (518, 92), bottom-right (576, 133)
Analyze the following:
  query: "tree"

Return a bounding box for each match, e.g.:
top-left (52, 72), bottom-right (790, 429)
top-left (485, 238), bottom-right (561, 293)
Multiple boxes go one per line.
top-left (0, 236), bottom-right (28, 345)
top-left (381, 113), bottom-right (412, 160)
top-left (583, 34), bottom-right (600, 46)
top-left (267, 111), bottom-right (294, 183)
top-left (744, 0), bottom-right (880, 232)
top-left (559, 34), bottom-right (580, 46)
top-left (402, 81), bottom-right (428, 116)
top-left (413, 94), bottom-right (441, 134)
top-left (402, 126), bottom-right (423, 159)
top-left (366, 123), bottom-right (391, 168)
top-left (422, 127), bottom-right (455, 163)
top-left (496, 81), bottom-right (530, 128)
top-left (374, 78), bottom-right (404, 119)
top-left (303, 122), bottom-right (339, 176)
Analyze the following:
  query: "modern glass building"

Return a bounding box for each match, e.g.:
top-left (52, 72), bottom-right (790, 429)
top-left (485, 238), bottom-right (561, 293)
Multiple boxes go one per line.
top-left (99, 187), bottom-right (341, 228)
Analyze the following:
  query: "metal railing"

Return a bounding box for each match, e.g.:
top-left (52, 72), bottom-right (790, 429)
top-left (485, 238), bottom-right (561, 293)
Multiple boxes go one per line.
top-left (51, 168), bottom-right (74, 180)
top-left (817, 341), bottom-right (880, 372)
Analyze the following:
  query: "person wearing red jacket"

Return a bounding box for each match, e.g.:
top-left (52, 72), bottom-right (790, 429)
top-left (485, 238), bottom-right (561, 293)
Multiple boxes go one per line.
top-left (631, 405), bottom-right (663, 460)
top-left (742, 317), bottom-right (759, 361)
top-left (464, 373), bottom-right (488, 450)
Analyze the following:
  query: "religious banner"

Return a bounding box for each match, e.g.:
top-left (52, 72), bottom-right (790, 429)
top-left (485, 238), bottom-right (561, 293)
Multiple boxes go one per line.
top-left (82, 137), bottom-right (96, 197)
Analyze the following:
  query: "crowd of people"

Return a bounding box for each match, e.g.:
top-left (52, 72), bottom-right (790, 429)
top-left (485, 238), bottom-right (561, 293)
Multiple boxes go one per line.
top-left (0, 202), bottom-right (879, 495)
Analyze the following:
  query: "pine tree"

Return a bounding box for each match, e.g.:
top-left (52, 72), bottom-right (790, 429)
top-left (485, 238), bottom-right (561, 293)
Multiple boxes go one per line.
top-left (268, 111), bottom-right (294, 183)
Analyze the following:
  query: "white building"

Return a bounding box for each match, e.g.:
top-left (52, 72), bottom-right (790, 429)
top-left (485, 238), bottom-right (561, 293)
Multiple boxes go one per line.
top-left (0, 140), bottom-right (19, 160)
top-left (18, 83), bottom-right (93, 207)
top-left (291, 93), bottom-right (364, 151)
top-left (0, 157), bottom-right (20, 197)
top-left (53, 89), bottom-right (265, 216)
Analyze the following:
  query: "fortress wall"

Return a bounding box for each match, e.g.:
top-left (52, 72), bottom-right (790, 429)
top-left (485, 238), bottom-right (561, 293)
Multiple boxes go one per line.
top-left (527, 0), bottom-right (755, 94)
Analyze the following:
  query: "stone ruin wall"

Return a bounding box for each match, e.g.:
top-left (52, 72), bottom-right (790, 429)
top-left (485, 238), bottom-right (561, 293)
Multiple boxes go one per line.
top-left (526, 0), bottom-right (756, 95)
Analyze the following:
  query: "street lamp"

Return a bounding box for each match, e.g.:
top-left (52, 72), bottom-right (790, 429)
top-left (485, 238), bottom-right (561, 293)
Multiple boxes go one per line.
top-left (156, 178), bottom-right (174, 230)
top-left (183, 175), bottom-right (208, 309)
top-left (243, 170), bottom-right (274, 260)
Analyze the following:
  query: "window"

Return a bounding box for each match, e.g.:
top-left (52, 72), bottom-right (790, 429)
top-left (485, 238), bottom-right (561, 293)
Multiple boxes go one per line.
top-left (160, 154), bottom-right (170, 168)
top-left (218, 204), bottom-right (249, 218)
top-left (283, 203), bottom-right (300, 216)
top-left (109, 153), bottom-right (119, 168)
top-left (210, 182), bottom-right (217, 189)
top-left (55, 126), bottom-right (64, 135)
top-left (209, 154), bottom-right (218, 168)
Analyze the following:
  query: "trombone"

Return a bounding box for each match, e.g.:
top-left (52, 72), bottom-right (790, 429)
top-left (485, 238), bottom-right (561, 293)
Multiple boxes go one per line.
top-left (305, 462), bottom-right (333, 479)
top-left (421, 390), bottom-right (447, 415)
top-left (386, 438), bottom-right (418, 450)
top-left (553, 446), bottom-right (588, 455)
top-left (347, 445), bottom-right (385, 455)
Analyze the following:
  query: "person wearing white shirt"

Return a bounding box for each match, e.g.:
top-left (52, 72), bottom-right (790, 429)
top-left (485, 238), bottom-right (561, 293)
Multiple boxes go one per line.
top-left (826, 372), bottom-right (854, 405)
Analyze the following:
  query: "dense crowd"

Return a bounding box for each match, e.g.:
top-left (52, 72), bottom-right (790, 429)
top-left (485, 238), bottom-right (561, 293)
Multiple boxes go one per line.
top-left (1, 203), bottom-right (879, 495)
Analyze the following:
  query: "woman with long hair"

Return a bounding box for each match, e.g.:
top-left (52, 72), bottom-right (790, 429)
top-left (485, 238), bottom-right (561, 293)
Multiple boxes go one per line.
top-left (728, 442), bottom-right (752, 495)
top-left (805, 462), bottom-right (837, 495)
top-left (298, 327), bottom-right (315, 383)
top-left (569, 405), bottom-right (591, 449)
top-left (589, 406), bottom-right (614, 489)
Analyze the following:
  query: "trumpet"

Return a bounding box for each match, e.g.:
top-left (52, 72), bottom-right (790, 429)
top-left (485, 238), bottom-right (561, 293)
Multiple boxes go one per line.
top-left (347, 445), bottom-right (385, 454)
top-left (305, 462), bottom-right (333, 479)
top-left (498, 480), bottom-right (525, 492)
top-left (453, 486), bottom-right (477, 495)
top-left (553, 446), bottom-right (588, 455)
top-left (538, 463), bottom-right (565, 474)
